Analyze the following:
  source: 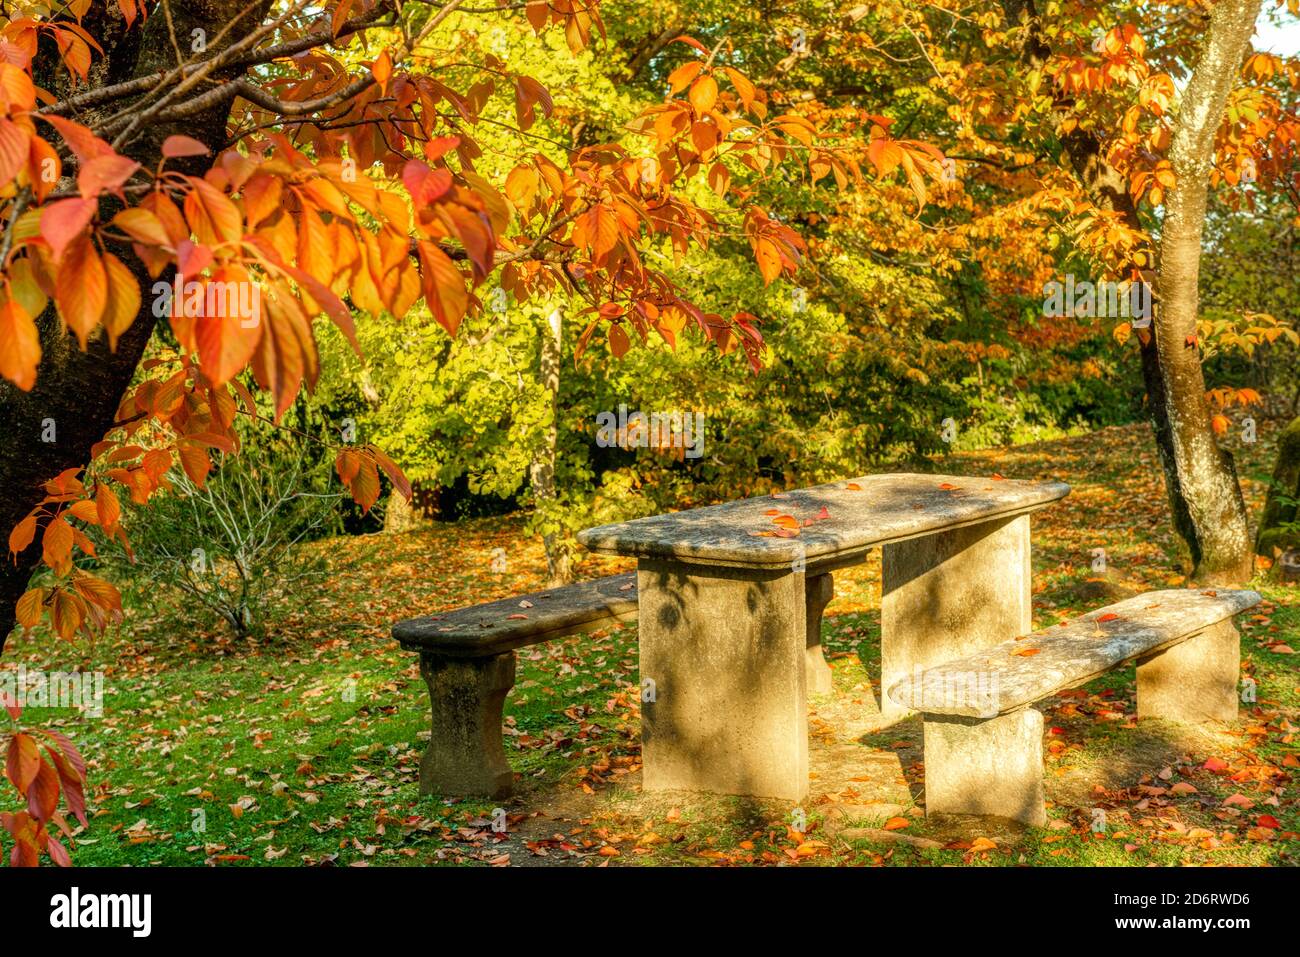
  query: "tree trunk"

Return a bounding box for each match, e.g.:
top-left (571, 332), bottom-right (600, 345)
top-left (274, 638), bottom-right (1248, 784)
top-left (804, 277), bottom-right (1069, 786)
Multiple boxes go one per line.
top-left (382, 489), bottom-right (422, 533)
top-left (0, 1), bottom-right (273, 651)
top-left (1151, 0), bottom-right (1260, 584)
top-left (1255, 417), bottom-right (1300, 558)
top-left (529, 306), bottom-right (572, 585)
top-left (1002, 0), bottom-right (1253, 582)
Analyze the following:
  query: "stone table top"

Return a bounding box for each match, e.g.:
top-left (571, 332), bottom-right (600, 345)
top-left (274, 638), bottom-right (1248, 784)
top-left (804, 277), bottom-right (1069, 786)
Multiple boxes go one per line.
top-left (577, 472), bottom-right (1070, 569)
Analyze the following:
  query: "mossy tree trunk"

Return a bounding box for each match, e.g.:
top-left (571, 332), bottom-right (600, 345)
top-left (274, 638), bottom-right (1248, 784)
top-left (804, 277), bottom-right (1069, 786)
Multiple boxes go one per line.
top-left (1149, 0), bottom-right (1261, 584)
top-left (1003, 0), bottom-right (1257, 585)
top-left (1257, 416), bottom-right (1300, 560)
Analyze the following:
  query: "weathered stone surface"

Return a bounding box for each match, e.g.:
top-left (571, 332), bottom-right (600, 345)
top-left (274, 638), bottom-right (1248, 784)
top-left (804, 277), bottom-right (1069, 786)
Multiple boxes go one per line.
top-left (805, 572), bottom-right (835, 695)
top-left (923, 709), bottom-right (1047, 826)
top-left (1137, 619), bottom-right (1239, 723)
top-left (393, 573), bottom-right (637, 656)
top-left (879, 514), bottom-right (1031, 724)
top-left (577, 473), bottom-right (1069, 570)
top-left (888, 589), bottom-right (1260, 717)
top-left (418, 651), bottom-right (516, 799)
top-left (637, 558), bottom-right (808, 801)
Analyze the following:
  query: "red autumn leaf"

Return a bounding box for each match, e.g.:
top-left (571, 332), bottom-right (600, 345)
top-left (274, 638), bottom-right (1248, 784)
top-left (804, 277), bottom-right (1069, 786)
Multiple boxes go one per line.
top-left (5, 734), bottom-right (41, 793)
top-left (402, 159), bottom-right (453, 208)
top-left (77, 153), bottom-right (140, 199)
top-left (39, 196), bottom-right (97, 262)
top-left (40, 114), bottom-right (113, 164)
top-left (161, 134), bottom-right (210, 158)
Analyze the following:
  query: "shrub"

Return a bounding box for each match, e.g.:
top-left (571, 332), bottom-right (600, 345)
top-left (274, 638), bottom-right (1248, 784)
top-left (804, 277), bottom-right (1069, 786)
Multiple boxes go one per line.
top-left (99, 437), bottom-right (344, 640)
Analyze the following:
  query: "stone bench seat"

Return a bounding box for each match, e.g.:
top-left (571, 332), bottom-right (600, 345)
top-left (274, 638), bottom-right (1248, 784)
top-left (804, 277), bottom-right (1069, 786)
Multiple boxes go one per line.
top-left (886, 588), bottom-right (1260, 826)
top-left (393, 573), bottom-right (639, 657)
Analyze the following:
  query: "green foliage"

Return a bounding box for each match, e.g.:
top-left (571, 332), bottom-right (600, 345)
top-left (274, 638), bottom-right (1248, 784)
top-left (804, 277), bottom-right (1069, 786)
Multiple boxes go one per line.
top-left (316, 0), bottom-right (1172, 550)
top-left (1200, 193), bottom-right (1300, 408)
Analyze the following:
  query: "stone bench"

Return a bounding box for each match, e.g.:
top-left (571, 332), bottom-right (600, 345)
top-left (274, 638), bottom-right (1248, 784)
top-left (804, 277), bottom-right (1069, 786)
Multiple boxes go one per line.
top-left (392, 573), bottom-right (639, 799)
top-left (392, 569), bottom-right (840, 799)
top-left (886, 588), bottom-right (1260, 826)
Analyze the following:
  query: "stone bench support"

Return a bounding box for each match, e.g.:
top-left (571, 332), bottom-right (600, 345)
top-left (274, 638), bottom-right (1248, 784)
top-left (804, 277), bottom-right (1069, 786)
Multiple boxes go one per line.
top-left (418, 651), bottom-right (516, 800)
top-left (804, 572), bottom-right (835, 695)
top-left (880, 514), bottom-right (1031, 725)
top-left (923, 708), bottom-right (1046, 826)
top-left (1136, 619), bottom-right (1239, 724)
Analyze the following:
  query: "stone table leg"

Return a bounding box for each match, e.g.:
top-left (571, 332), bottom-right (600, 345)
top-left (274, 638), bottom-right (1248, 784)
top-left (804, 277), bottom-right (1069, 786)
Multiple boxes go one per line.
top-left (805, 572), bottom-right (835, 695)
top-left (418, 651), bottom-right (516, 799)
top-left (637, 558), bottom-right (808, 801)
top-left (878, 513), bottom-right (1032, 726)
top-left (1136, 620), bottom-right (1239, 723)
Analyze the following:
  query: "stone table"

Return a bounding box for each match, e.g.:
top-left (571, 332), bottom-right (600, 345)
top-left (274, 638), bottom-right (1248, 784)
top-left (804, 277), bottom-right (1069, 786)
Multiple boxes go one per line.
top-left (576, 472), bottom-right (1070, 801)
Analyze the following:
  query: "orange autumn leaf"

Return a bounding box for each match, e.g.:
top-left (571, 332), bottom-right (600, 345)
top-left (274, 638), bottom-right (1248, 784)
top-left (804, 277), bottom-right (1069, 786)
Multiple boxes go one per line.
top-left (183, 175), bottom-right (242, 245)
top-left (41, 517), bottom-right (74, 576)
top-left (608, 323), bottom-right (630, 359)
top-left (54, 234), bottom-right (107, 347)
top-left (688, 75), bottom-right (718, 114)
top-left (101, 251), bottom-right (142, 351)
top-left (0, 297), bottom-right (40, 390)
top-left (370, 49), bottom-right (392, 95)
top-left (14, 588), bottom-right (44, 630)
